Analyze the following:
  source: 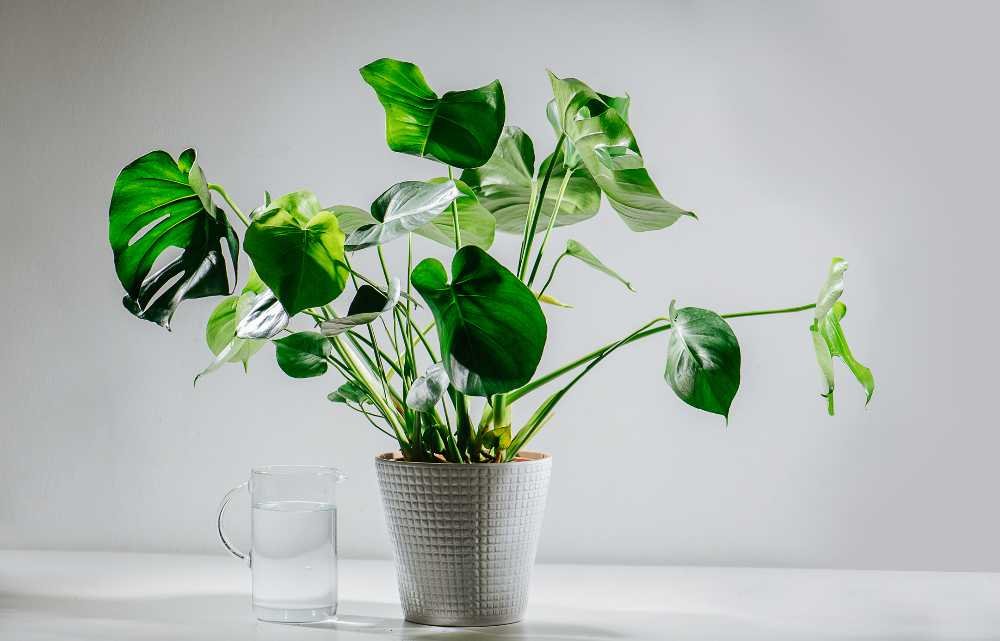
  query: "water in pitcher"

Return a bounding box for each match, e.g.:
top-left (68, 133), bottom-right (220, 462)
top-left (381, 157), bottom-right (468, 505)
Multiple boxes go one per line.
top-left (251, 500), bottom-right (338, 622)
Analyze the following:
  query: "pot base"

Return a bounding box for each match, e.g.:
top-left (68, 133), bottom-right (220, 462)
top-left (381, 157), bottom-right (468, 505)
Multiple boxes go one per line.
top-left (405, 613), bottom-right (521, 627)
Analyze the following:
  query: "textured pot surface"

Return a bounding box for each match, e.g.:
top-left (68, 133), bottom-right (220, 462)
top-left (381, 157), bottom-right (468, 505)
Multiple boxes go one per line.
top-left (375, 451), bottom-right (552, 626)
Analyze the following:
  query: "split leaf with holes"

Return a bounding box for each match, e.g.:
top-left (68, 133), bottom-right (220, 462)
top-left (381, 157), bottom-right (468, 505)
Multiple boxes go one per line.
top-left (109, 149), bottom-right (238, 328)
top-left (548, 72), bottom-right (695, 232)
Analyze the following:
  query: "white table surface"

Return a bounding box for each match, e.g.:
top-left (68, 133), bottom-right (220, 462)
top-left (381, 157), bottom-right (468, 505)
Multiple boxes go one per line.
top-left (1, 551), bottom-right (998, 641)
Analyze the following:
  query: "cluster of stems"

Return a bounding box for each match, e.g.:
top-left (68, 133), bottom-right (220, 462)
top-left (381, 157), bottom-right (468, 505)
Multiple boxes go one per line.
top-left (209, 133), bottom-right (817, 463)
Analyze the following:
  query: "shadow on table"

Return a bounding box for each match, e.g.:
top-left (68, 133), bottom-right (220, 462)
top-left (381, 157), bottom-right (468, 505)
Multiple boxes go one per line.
top-left (311, 607), bottom-right (623, 641)
top-left (2, 593), bottom-right (622, 640)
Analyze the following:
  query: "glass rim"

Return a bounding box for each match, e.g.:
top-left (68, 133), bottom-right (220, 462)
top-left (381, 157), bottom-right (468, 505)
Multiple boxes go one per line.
top-left (251, 465), bottom-right (346, 479)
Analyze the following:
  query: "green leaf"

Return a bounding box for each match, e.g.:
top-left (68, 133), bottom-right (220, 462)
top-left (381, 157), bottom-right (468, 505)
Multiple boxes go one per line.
top-left (360, 58), bottom-right (505, 168)
top-left (243, 190), bottom-right (350, 315)
top-left (274, 331), bottom-right (331, 378)
top-left (411, 246), bottom-right (547, 396)
top-left (327, 205), bottom-right (375, 236)
top-left (417, 178), bottom-right (496, 249)
top-left (563, 240), bottom-right (635, 291)
top-left (548, 72), bottom-right (695, 232)
top-left (195, 274), bottom-right (271, 384)
top-left (546, 93), bottom-right (630, 170)
top-left (811, 259), bottom-right (875, 415)
top-left (461, 126), bottom-right (600, 234)
top-left (328, 381), bottom-right (369, 404)
top-left (109, 149), bottom-right (238, 328)
top-left (343, 180), bottom-right (461, 251)
top-left (664, 306), bottom-right (741, 420)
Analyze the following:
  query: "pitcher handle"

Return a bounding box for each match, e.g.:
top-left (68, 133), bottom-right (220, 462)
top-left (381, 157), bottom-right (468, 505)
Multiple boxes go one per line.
top-left (217, 482), bottom-right (249, 563)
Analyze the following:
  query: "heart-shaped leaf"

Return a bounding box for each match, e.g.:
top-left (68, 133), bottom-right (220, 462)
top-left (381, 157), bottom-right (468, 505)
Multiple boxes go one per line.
top-left (811, 258), bottom-right (875, 415)
top-left (549, 72), bottom-right (695, 232)
top-left (321, 278), bottom-right (401, 336)
top-left (243, 190), bottom-right (350, 315)
top-left (411, 246), bottom-right (547, 396)
top-left (665, 305), bottom-right (741, 420)
top-left (274, 332), bottom-right (331, 378)
top-left (405, 363), bottom-right (451, 412)
top-left (360, 58), bottom-right (505, 168)
top-left (461, 126), bottom-right (600, 234)
top-left (344, 181), bottom-right (461, 251)
top-left (109, 149), bottom-right (238, 328)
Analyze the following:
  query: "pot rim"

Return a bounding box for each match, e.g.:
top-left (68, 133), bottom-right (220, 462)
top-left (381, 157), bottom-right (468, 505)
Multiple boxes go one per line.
top-left (375, 450), bottom-right (550, 466)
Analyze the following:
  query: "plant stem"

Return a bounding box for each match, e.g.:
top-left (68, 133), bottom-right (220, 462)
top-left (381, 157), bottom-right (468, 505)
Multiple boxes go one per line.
top-left (527, 168), bottom-right (573, 287)
top-left (537, 252), bottom-right (567, 298)
top-left (518, 134), bottom-right (565, 280)
top-left (448, 166), bottom-right (462, 249)
top-left (208, 184), bottom-right (251, 227)
top-left (508, 302), bottom-right (817, 403)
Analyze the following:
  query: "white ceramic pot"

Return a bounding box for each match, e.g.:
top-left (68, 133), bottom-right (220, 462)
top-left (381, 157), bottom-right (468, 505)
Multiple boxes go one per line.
top-left (374, 451), bottom-right (552, 626)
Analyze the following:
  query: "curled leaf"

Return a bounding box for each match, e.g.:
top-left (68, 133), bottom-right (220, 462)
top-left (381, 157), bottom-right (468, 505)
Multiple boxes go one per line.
top-left (328, 381), bottom-right (369, 405)
top-left (405, 363), bottom-right (451, 412)
top-left (320, 278), bottom-right (401, 336)
top-left (344, 180), bottom-right (461, 251)
top-left (235, 290), bottom-right (289, 339)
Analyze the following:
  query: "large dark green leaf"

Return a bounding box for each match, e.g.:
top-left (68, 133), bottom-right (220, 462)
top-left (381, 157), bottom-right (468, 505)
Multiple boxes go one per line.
top-left (343, 180), bottom-right (461, 251)
top-left (461, 126), bottom-right (600, 234)
top-left (243, 190), bottom-right (349, 315)
top-left (411, 246), bottom-right (547, 396)
top-left (664, 305), bottom-right (741, 420)
top-left (274, 331), bottom-right (331, 378)
top-left (360, 58), bottom-right (505, 169)
top-left (109, 149), bottom-right (238, 328)
top-left (548, 72), bottom-right (695, 232)
top-left (811, 258), bottom-right (875, 415)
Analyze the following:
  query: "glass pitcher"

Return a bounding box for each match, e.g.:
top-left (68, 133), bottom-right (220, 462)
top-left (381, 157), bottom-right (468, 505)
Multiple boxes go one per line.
top-left (217, 465), bottom-right (346, 622)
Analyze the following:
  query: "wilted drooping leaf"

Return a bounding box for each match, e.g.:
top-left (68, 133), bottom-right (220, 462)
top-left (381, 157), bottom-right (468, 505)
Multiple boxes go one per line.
top-left (321, 278), bottom-right (401, 336)
top-left (664, 304), bottom-right (741, 420)
top-left (274, 332), bottom-right (332, 378)
top-left (811, 258), bottom-right (874, 415)
top-left (412, 246), bottom-right (547, 396)
top-left (243, 190), bottom-right (350, 315)
top-left (548, 72), bottom-right (695, 232)
top-left (405, 363), bottom-right (451, 412)
top-left (109, 149), bottom-right (238, 328)
top-left (344, 181), bottom-right (461, 251)
top-left (360, 58), bottom-right (505, 168)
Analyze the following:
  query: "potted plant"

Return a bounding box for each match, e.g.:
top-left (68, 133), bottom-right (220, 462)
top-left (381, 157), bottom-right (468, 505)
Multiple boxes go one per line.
top-left (106, 58), bottom-right (874, 626)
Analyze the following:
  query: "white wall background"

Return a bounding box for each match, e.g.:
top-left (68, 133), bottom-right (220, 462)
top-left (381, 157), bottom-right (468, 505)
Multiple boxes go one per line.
top-left (2, 0), bottom-right (998, 571)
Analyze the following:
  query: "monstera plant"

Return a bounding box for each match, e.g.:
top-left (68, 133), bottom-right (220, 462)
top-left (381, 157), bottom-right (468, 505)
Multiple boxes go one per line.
top-left (108, 58), bottom-right (874, 463)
